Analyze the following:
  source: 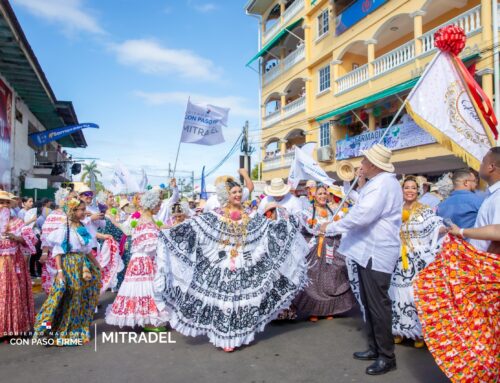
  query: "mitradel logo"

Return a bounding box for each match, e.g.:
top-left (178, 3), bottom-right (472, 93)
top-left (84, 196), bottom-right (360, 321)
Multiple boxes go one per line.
top-left (101, 331), bottom-right (176, 345)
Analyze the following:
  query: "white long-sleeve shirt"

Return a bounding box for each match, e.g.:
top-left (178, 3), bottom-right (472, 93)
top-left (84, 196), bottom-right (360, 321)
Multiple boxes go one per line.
top-left (470, 181), bottom-right (500, 251)
top-left (325, 172), bottom-right (403, 273)
top-left (82, 204), bottom-right (105, 248)
top-left (155, 187), bottom-right (180, 224)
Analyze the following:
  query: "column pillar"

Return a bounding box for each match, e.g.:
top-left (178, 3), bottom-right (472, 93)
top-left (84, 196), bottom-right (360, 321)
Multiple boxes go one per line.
top-left (280, 93), bottom-right (287, 117)
top-left (280, 0), bottom-right (286, 23)
top-left (411, 10), bottom-right (426, 56)
top-left (331, 59), bottom-right (342, 94)
top-left (365, 39), bottom-right (377, 78)
top-left (480, 0), bottom-right (494, 99)
top-left (369, 110), bottom-right (376, 131)
top-left (279, 138), bottom-right (287, 167)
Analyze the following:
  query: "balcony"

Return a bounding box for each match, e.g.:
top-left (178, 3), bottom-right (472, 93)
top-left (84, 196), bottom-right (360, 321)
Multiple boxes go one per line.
top-left (263, 44), bottom-right (305, 86)
top-left (263, 109), bottom-right (282, 128)
top-left (34, 151), bottom-right (72, 181)
top-left (336, 64), bottom-right (368, 93)
top-left (283, 95), bottom-right (305, 119)
top-left (334, 5), bottom-right (483, 95)
top-left (262, 0), bottom-right (305, 44)
top-left (373, 41), bottom-right (415, 77)
top-left (263, 155), bottom-right (283, 171)
top-left (420, 6), bottom-right (482, 56)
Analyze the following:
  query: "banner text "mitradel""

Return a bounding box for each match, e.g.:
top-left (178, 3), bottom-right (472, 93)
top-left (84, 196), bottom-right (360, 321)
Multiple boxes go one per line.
top-left (101, 331), bottom-right (176, 344)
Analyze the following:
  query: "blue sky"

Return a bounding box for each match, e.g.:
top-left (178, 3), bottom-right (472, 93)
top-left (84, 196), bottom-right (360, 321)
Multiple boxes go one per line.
top-left (11, 0), bottom-right (261, 187)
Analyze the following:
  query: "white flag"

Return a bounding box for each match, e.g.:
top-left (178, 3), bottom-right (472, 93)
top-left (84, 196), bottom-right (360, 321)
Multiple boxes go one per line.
top-left (138, 168), bottom-right (148, 191)
top-left (406, 52), bottom-right (494, 168)
top-left (207, 104), bottom-right (230, 126)
top-left (181, 100), bottom-right (226, 146)
top-left (110, 163), bottom-right (141, 194)
top-left (288, 145), bottom-right (334, 189)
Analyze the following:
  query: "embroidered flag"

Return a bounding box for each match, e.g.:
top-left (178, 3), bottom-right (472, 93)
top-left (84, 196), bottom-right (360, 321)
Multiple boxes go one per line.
top-left (406, 52), bottom-right (496, 170)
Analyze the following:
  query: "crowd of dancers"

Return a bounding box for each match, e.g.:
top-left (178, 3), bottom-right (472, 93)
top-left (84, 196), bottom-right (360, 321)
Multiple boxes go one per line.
top-left (0, 146), bottom-right (499, 382)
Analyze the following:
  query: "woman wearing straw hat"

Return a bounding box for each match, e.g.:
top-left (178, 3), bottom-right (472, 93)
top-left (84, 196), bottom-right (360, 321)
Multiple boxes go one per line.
top-left (0, 191), bottom-right (37, 339)
top-left (319, 144), bottom-right (402, 376)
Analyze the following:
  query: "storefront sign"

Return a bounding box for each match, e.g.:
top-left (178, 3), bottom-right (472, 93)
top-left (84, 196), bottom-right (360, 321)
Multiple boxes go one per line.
top-left (335, 115), bottom-right (436, 160)
top-left (335, 0), bottom-right (388, 36)
top-left (0, 78), bottom-right (12, 190)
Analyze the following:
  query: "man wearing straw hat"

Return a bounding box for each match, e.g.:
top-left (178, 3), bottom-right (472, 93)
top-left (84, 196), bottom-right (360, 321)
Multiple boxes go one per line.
top-left (258, 178), bottom-right (302, 217)
top-left (320, 144), bottom-right (402, 376)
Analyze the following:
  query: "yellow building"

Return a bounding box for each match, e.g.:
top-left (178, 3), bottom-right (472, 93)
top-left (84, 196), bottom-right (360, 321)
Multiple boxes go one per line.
top-left (245, 0), bottom-right (500, 181)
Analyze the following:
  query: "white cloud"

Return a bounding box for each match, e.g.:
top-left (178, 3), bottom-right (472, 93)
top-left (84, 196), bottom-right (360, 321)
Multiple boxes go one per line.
top-left (134, 91), bottom-right (258, 118)
top-left (12, 0), bottom-right (104, 35)
top-left (111, 39), bottom-right (221, 81)
top-left (187, 1), bottom-right (217, 13)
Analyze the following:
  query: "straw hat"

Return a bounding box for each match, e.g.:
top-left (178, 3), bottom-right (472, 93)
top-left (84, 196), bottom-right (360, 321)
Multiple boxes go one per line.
top-left (214, 175), bottom-right (235, 186)
top-left (119, 199), bottom-right (130, 210)
top-left (327, 185), bottom-right (344, 199)
top-left (77, 185), bottom-right (93, 194)
top-left (305, 180), bottom-right (317, 188)
top-left (0, 191), bottom-right (15, 202)
top-left (361, 144), bottom-right (395, 173)
top-left (264, 178), bottom-right (291, 197)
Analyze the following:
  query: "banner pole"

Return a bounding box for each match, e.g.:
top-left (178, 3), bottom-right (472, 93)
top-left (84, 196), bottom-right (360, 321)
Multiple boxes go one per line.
top-left (172, 140), bottom-right (182, 178)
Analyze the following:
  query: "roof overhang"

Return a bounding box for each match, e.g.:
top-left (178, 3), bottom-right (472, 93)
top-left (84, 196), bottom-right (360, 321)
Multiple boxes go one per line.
top-left (245, 0), bottom-right (275, 15)
top-left (0, 0), bottom-right (86, 149)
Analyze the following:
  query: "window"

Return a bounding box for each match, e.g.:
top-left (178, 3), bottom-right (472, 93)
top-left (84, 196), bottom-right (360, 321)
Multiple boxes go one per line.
top-left (317, 9), bottom-right (329, 38)
top-left (319, 65), bottom-right (331, 93)
top-left (320, 122), bottom-right (331, 147)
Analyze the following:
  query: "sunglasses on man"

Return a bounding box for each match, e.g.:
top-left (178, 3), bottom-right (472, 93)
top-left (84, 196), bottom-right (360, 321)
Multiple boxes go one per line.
top-left (81, 192), bottom-right (94, 198)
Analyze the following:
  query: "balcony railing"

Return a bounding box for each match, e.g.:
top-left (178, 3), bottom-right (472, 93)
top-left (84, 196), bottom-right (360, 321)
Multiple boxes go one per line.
top-left (283, 0), bottom-right (304, 24)
top-left (284, 44), bottom-right (305, 71)
top-left (263, 109), bottom-right (282, 128)
top-left (263, 0), bottom-right (304, 43)
top-left (373, 41), bottom-right (415, 77)
top-left (283, 151), bottom-right (295, 167)
top-left (263, 20), bottom-right (280, 42)
top-left (263, 155), bottom-right (283, 170)
top-left (334, 6), bottom-right (483, 94)
top-left (283, 96), bottom-right (306, 119)
top-left (420, 5), bottom-right (482, 55)
top-left (263, 63), bottom-right (281, 85)
top-left (263, 45), bottom-right (305, 86)
top-left (336, 64), bottom-right (368, 93)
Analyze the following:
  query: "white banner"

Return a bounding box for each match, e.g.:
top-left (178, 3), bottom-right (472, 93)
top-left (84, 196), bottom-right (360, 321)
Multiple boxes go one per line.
top-left (181, 100), bottom-right (226, 146)
top-left (406, 52), bottom-right (493, 165)
top-left (138, 168), bottom-right (148, 192)
top-left (288, 145), bottom-right (334, 189)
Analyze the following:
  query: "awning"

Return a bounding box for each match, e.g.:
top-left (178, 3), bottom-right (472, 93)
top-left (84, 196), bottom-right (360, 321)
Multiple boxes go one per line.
top-left (315, 52), bottom-right (480, 122)
top-left (316, 78), bottom-right (419, 122)
top-left (0, 2), bottom-right (85, 148)
top-left (246, 18), bottom-right (303, 67)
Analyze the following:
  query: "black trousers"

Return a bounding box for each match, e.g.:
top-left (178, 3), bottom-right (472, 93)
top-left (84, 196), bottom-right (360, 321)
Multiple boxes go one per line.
top-left (357, 259), bottom-right (395, 361)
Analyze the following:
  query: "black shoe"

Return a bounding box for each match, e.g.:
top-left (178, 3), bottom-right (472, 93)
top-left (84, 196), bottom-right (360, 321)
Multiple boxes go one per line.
top-left (366, 358), bottom-right (397, 375)
top-left (353, 350), bottom-right (379, 361)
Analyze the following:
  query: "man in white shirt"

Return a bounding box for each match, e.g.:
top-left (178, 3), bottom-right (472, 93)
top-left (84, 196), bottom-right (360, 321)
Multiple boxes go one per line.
top-left (470, 147), bottom-right (500, 251)
top-left (320, 144), bottom-right (402, 376)
top-left (155, 178), bottom-right (180, 224)
top-left (203, 169), bottom-right (254, 213)
top-left (79, 185), bottom-right (105, 249)
top-left (258, 178), bottom-right (302, 217)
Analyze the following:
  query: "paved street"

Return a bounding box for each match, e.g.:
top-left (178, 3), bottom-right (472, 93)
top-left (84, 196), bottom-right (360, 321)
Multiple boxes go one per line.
top-left (0, 292), bottom-right (450, 383)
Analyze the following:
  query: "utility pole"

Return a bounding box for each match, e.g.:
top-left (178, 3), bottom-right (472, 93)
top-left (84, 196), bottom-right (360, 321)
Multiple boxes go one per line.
top-left (240, 121), bottom-right (254, 184)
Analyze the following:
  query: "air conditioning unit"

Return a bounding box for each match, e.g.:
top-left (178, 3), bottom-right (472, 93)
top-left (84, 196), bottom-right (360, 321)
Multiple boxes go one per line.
top-left (316, 146), bottom-right (332, 162)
